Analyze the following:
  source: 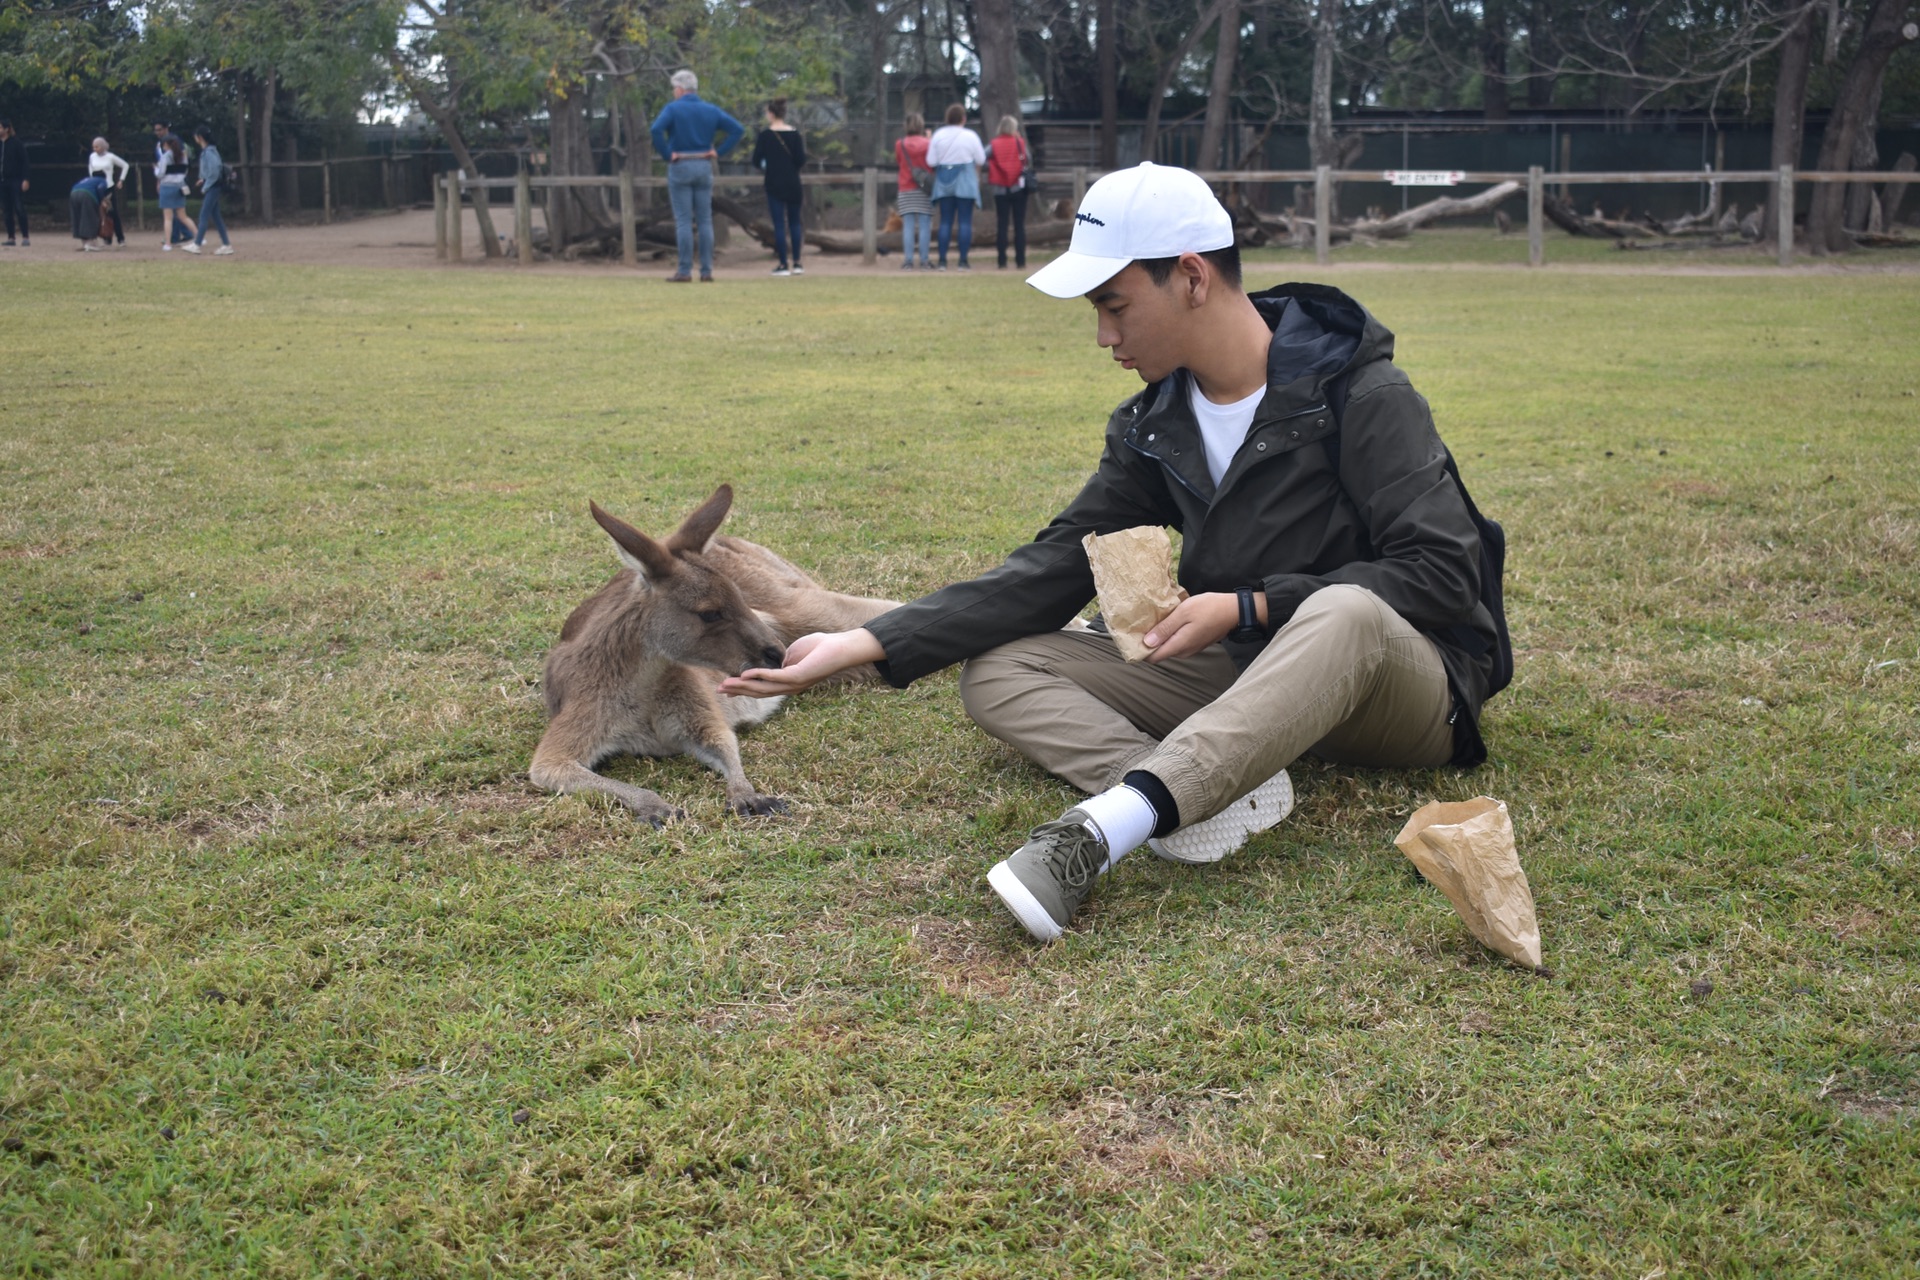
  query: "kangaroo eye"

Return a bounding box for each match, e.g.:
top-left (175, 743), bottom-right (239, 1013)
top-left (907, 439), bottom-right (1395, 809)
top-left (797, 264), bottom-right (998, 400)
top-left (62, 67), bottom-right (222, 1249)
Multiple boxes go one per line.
top-left (697, 609), bottom-right (725, 624)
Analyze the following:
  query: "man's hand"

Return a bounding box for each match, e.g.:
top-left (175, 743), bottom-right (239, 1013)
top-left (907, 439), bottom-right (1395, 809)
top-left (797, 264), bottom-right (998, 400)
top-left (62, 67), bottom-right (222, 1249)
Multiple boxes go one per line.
top-left (1142, 591), bottom-right (1262, 662)
top-left (719, 628), bottom-right (886, 698)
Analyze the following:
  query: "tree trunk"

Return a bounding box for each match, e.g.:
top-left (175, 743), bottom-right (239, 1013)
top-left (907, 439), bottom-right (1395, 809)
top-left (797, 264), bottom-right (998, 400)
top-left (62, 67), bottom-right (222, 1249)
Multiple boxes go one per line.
top-left (976, 0), bottom-right (1021, 144)
top-left (1843, 78), bottom-right (1885, 230)
top-left (1309, 0), bottom-right (1339, 171)
top-left (871, 1), bottom-right (893, 164)
top-left (1481, 0), bottom-right (1510, 122)
top-left (279, 126), bottom-right (298, 220)
top-left (547, 88), bottom-right (614, 253)
top-left (1097, 0), bottom-right (1118, 167)
top-left (252, 71), bottom-right (275, 224)
top-left (1763, 7), bottom-right (1815, 243)
top-left (1807, 0), bottom-right (1916, 254)
top-left (390, 57), bottom-right (503, 257)
top-left (1525, 0), bottom-right (1557, 108)
top-left (1197, 0), bottom-right (1241, 169)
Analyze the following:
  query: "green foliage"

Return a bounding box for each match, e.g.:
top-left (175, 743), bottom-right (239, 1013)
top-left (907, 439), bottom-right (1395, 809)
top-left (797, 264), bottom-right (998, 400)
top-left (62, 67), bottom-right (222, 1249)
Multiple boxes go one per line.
top-left (0, 256), bottom-right (1917, 1274)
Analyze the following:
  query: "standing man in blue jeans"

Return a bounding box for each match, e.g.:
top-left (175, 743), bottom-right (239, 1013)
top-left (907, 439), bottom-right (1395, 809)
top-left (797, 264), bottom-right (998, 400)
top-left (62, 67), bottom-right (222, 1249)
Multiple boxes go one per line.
top-left (649, 69), bottom-right (744, 282)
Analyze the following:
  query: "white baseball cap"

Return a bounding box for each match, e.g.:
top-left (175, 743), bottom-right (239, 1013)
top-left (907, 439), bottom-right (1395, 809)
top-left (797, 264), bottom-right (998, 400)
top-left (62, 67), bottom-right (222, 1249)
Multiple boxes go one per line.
top-left (1026, 162), bottom-right (1235, 299)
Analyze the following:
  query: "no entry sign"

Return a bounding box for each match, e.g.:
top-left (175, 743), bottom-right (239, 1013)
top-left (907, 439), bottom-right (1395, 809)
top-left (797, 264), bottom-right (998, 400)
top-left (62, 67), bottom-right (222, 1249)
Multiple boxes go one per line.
top-left (1384, 170), bottom-right (1465, 186)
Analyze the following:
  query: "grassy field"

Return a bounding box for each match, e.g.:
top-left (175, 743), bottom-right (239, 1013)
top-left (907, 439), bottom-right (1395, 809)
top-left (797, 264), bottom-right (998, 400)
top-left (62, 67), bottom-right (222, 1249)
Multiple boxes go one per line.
top-left (2, 255), bottom-right (1917, 1277)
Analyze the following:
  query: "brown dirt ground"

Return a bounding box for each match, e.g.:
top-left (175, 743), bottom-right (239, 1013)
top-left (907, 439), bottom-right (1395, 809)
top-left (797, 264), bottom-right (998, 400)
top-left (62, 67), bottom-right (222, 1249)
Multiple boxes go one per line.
top-left (22, 205), bottom-right (1918, 278)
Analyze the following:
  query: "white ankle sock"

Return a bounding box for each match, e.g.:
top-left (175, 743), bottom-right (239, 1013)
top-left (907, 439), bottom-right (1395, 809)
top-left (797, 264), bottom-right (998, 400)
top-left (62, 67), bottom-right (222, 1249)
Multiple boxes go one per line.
top-left (1075, 785), bottom-right (1158, 866)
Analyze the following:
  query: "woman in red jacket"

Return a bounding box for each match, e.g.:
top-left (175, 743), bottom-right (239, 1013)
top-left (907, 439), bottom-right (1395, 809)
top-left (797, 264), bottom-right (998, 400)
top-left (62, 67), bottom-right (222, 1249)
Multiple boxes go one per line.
top-left (986, 116), bottom-right (1033, 270)
top-left (893, 113), bottom-right (934, 270)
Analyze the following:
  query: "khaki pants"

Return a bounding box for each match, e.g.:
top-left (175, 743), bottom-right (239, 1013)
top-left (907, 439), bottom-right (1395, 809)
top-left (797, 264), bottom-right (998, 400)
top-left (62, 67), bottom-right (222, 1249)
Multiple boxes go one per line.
top-left (959, 584), bottom-right (1455, 827)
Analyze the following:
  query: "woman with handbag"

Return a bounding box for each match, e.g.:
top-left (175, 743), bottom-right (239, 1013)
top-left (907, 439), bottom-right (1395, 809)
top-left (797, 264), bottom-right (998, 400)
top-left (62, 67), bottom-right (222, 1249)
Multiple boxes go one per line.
top-left (987, 116), bottom-right (1034, 270)
top-left (751, 99), bottom-right (807, 276)
top-left (924, 103), bottom-right (985, 271)
top-left (893, 113), bottom-right (934, 270)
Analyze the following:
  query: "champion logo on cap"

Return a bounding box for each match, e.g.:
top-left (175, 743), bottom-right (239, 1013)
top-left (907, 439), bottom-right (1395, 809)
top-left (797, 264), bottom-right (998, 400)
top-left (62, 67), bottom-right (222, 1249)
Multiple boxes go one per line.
top-left (1027, 162), bottom-right (1235, 299)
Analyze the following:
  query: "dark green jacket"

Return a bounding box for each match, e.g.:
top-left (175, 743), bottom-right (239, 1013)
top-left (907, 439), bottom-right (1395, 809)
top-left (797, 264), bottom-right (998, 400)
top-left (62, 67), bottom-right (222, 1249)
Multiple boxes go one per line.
top-left (867, 283), bottom-right (1498, 765)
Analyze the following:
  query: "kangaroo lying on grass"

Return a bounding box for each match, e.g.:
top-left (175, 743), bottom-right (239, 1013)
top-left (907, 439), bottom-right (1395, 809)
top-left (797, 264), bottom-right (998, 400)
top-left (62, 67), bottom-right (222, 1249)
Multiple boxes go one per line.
top-left (530, 485), bottom-right (898, 825)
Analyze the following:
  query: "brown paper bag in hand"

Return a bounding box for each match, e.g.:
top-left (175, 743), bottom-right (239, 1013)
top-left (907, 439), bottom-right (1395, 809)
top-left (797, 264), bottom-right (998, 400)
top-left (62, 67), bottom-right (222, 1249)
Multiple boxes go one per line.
top-left (1394, 797), bottom-right (1543, 970)
top-left (1082, 527), bottom-right (1188, 662)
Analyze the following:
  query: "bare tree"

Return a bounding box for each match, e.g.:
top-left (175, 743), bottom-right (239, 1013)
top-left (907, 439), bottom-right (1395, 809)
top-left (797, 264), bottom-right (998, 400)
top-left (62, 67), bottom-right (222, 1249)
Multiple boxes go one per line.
top-left (1763, 4), bottom-right (1817, 242)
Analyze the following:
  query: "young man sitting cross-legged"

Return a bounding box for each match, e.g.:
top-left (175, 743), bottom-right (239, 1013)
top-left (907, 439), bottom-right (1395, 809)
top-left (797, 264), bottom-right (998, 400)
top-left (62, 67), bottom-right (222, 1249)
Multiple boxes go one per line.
top-left (721, 163), bottom-right (1504, 942)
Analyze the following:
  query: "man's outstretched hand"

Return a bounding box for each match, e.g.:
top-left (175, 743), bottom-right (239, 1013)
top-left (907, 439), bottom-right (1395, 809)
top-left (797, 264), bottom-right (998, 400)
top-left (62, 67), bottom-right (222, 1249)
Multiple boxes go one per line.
top-left (719, 628), bottom-right (887, 698)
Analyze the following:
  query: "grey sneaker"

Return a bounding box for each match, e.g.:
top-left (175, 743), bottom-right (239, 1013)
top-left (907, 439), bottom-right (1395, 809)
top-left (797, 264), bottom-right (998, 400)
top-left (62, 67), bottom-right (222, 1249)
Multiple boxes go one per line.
top-left (987, 809), bottom-right (1112, 942)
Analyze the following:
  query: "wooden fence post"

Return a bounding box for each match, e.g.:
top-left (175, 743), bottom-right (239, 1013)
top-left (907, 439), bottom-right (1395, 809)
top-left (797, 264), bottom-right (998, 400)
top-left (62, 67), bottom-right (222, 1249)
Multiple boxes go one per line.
top-left (1072, 166), bottom-right (1088, 212)
top-left (1777, 165), bottom-right (1794, 267)
top-left (862, 167), bottom-right (878, 265)
top-left (322, 154), bottom-right (333, 225)
top-left (1314, 165), bottom-right (1331, 266)
top-left (135, 163), bottom-right (146, 232)
top-left (516, 169), bottom-right (533, 264)
top-left (620, 169), bottom-right (638, 267)
top-left (434, 172), bottom-right (447, 259)
top-left (1527, 165), bottom-right (1544, 267)
top-left (448, 173), bottom-right (463, 261)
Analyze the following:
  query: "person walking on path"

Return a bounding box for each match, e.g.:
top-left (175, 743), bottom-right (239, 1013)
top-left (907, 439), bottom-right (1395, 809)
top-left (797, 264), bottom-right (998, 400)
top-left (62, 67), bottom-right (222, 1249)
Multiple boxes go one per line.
top-left (925, 103), bottom-right (985, 271)
top-left (152, 123), bottom-right (195, 245)
top-left (752, 98), bottom-right (807, 276)
top-left (649, 68), bottom-right (744, 283)
top-left (720, 163), bottom-right (1509, 944)
top-left (88, 137), bottom-right (129, 247)
top-left (189, 126), bottom-right (232, 255)
top-left (987, 115), bottom-right (1034, 270)
top-left (154, 134), bottom-right (197, 251)
top-left (893, 113), bottom-right (934, 270)
top-left (0, 120), bottom-right (30, 247)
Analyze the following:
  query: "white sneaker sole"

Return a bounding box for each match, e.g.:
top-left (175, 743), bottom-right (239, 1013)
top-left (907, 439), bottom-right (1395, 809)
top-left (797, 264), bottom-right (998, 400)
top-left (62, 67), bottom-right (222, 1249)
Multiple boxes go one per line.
top-left (987, 860), bottom-right (1064, 942)
top-left (1147, 770), bottom-right (1294, 865)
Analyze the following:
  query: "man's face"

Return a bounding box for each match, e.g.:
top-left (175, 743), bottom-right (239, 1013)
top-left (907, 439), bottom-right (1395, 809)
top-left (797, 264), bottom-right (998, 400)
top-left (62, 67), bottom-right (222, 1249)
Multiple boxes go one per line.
top-left (1087, 263), bottom-right (1193, 385)
top-left (153, 124), bottom-right (166, 137)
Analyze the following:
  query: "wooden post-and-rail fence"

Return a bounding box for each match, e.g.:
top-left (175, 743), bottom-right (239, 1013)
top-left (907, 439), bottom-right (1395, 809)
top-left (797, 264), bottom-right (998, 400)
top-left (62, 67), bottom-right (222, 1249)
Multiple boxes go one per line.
top-left (434, 165), bottom-right (1920, 270)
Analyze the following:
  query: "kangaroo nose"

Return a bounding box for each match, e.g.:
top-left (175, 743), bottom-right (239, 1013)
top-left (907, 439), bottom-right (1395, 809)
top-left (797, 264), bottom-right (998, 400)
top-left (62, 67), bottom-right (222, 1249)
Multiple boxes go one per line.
top-left (759, 644), bottom-right (786, 669)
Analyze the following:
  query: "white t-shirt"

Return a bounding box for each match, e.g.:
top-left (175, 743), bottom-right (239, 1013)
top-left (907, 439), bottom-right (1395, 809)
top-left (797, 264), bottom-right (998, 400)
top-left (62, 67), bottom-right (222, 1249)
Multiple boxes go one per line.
top-left (1188, 379), bottom-right (1267, 486)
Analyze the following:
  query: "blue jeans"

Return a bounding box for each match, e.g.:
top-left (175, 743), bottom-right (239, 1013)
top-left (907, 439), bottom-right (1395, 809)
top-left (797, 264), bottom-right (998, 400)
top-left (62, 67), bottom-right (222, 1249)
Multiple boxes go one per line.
top-left (901, 211), bottom-right (931, 265)
top-left (196, 185), bottom-right (229, 246)
top-left (766, 193), bottom-right (802, 268)
top-left (936, 196), bottom-right (972, 266)
top-left (667, 158), bottom-right (714, 277)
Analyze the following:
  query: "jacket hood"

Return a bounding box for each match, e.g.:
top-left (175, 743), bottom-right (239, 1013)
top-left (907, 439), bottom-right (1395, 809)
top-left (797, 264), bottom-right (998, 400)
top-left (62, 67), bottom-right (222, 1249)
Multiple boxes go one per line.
top-left (1247, 282), bottom-right (1396, 387)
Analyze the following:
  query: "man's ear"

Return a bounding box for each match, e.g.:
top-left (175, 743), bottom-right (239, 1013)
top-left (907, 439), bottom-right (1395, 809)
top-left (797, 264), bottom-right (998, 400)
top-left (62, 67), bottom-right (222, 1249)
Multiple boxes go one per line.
top-left (1179, 251), bottom-right (1212, 308)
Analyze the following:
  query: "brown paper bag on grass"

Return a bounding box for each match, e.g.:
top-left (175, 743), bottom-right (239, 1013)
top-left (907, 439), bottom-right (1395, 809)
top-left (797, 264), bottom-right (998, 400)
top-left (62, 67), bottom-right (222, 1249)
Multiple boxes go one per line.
top-left (1082, 527), bottom-right (1187, 662)
top-left (1394, 797), bottom-right (1543, 970)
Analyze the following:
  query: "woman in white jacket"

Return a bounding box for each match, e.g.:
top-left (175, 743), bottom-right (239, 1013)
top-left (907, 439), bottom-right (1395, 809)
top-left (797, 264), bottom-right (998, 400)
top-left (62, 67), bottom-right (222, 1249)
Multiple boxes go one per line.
top-left (88, 137), bottom-right (129, 247)
top-left (924, 103), bottom-right (985, 271)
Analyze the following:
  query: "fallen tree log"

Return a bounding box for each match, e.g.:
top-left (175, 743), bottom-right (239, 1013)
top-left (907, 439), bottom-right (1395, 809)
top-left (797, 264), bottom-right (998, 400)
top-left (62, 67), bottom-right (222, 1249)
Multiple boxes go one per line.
top-left (1346, 181), bottom-right (1523, 239)
top-left (1543, 195), bottom-right (1656, 239)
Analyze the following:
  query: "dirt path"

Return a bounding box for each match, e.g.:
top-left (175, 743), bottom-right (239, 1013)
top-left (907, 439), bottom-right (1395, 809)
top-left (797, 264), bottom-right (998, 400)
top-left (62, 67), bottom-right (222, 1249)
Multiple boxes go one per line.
top-left (19, 205), bottom-right (1917, 278)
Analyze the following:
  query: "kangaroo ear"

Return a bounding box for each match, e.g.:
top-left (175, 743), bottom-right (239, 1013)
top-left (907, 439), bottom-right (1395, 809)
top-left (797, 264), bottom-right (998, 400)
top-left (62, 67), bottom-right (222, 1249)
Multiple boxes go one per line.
top-left (666, 483), bottom-right (734, 555)
top-left (590, 501), bottom-right (676, 581)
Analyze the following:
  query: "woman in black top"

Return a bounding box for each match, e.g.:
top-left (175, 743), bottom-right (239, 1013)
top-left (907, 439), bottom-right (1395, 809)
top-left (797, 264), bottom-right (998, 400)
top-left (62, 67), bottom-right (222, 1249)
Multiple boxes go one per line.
top-left (752, 99), bottom-right (807, 275)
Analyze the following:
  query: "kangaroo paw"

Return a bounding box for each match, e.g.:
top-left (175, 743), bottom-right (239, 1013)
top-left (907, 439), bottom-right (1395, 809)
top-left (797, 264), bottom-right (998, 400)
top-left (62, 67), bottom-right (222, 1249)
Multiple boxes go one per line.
top-left (730, 793), bottom-right (790, 818)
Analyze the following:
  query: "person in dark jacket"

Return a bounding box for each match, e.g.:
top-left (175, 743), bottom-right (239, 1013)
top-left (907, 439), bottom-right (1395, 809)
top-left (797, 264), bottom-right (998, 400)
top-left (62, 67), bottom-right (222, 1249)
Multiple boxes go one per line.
top-left (752, 98), bottom-right (807, 276)
top-left (648, 68), bottom-right (745, 282)
top-left (0, 119), bottom-right (30, 247)
top-left (721, 163), bottom-right (1503, 942)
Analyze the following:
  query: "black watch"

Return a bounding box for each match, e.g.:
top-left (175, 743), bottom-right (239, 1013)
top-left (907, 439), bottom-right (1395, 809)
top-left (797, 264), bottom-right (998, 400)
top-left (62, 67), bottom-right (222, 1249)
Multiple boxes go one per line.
top-left (1228, 587), bottom-right (1266, 645)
